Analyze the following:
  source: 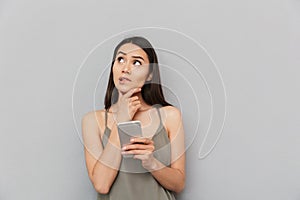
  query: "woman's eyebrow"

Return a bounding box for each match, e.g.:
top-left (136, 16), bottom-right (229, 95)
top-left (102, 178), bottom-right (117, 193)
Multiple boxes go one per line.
top-left (131, 56), bottom-right (144, 61)
top-left (117, 51), bottom-right (145, 61)
top-left (117, 51), bottom-right (126, 55)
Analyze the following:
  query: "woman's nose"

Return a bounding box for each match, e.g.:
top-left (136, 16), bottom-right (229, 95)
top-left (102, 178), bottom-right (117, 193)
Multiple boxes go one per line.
top-left (122, 62), bottom-right (131, 74)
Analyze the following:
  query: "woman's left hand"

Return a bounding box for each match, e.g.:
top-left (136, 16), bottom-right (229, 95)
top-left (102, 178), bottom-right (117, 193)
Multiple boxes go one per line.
top-left (121, 137), bottom-right (157, 171)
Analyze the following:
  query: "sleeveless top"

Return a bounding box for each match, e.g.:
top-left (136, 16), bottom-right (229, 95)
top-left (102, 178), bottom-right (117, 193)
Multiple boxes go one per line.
top-left (97, 106), bottom-right (176, 200)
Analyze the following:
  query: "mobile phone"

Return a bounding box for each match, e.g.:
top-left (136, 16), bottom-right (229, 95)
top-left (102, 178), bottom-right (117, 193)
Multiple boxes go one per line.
top-left (117, 121), bottom-right (143, 158)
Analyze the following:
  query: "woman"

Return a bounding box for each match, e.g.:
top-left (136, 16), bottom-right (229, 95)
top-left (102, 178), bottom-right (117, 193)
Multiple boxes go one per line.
top-left (82, 36), bottom-right (185, 200)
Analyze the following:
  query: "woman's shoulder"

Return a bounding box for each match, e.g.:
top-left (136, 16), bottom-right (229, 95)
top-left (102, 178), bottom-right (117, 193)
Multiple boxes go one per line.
top-left (82, 109), bottom-right (106, 124)
top-left (158, 106), bottom-right (182, 135)
top-left (160, 105), bottom-right (182, 117)
top-left (158, 105), bottom-right (182, 126)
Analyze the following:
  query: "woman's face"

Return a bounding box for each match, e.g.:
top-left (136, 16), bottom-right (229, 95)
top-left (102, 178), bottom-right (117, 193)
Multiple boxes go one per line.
top-left (113, 43), bottom-right (152, 94)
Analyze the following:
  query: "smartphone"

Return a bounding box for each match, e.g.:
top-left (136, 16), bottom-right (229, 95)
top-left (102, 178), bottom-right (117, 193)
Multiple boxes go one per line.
top-left (117, 121), bottom-right (143, 158)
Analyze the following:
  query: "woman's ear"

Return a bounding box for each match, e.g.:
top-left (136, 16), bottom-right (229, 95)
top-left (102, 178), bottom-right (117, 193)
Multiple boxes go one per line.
top-left (146, 73), bottom-right (153, 81)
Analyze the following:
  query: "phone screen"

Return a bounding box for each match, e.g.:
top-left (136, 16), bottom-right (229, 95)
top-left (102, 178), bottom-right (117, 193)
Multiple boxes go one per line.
top-left (117, 121), bottom-right (143, 158)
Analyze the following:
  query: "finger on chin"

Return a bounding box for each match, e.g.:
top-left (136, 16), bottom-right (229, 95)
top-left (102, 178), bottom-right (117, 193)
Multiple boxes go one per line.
top-left (123, 87), bottom-right (141, 98)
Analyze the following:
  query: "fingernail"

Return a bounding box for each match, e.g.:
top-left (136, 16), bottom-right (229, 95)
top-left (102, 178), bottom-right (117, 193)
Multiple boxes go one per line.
top-left (122, 146), bottom-right (126, 150)
top-left (130, 138), bottom-right (134, 142)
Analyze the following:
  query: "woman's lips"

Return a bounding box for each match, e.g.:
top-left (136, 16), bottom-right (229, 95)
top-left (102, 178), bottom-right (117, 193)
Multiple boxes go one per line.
top-left (119, 77), bottom-right (131, 83)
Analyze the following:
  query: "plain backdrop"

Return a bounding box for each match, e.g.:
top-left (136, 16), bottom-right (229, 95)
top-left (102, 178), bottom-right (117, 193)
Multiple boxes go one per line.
top-left (1, 0), bottom-right (299, 200)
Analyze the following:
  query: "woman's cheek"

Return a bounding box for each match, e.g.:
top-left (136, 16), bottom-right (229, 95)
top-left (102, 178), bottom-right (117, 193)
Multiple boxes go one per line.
top-left (135, 78), bottom-right (147, 88)
top-left (135, 71), bottom-right (149, 85)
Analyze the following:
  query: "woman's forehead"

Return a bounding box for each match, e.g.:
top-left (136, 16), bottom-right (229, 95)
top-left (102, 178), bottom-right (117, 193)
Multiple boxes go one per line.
top-left (117, 43), bottom-right (149, 61)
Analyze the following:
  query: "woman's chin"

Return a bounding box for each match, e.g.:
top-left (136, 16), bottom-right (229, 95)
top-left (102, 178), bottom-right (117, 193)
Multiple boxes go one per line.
top-left (116, 84), bottom-right (142, 95)
top-left (116, 86), bottom-right (132, 95)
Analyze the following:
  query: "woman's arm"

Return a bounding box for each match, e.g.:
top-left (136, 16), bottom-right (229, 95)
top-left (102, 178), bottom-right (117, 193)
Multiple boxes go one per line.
top-left (149, 106), bottom-right (185, 193)
top-left (122, 106), bottom-right (186, 193)
top-left (82, 87), bottom-right (142, 194)
top-left (82, 111), bottom-right (121, 194)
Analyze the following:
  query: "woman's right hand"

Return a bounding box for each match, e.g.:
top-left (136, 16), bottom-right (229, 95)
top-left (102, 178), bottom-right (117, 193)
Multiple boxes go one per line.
top-left (114, 87), bottom-right (142, 122)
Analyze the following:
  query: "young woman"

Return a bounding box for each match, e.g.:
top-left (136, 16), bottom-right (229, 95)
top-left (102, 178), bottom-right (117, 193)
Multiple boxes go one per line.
top-left (82, 36), bottom-right (185, 200)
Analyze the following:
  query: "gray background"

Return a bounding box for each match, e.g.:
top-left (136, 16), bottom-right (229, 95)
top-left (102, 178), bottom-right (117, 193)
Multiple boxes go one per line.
top-left (1, 0), bottom-right (299, 199)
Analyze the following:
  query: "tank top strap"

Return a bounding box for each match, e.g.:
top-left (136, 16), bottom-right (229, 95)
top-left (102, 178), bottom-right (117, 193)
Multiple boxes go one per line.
top-left (104, 109), bottom-right (108, 128)
top-left (155, 106), bottom-right (163, 126)
top-left (101, 109), bottom-right (110, 147)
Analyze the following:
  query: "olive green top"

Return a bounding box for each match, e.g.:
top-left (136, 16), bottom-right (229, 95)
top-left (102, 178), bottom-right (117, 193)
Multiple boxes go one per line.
top-left (97, 107), bottom-right (176, 200)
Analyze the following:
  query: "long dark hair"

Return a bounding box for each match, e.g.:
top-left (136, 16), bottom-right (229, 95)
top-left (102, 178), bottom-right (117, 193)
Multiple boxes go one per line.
top-left (104, 36), bottom-right (172, 110)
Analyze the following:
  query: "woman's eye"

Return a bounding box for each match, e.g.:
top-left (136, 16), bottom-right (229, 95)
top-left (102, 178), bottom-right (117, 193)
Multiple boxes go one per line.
top-left (133, 60), bottom-right (142, 66)
top-left (117, 57), bottom-right (125, 63)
